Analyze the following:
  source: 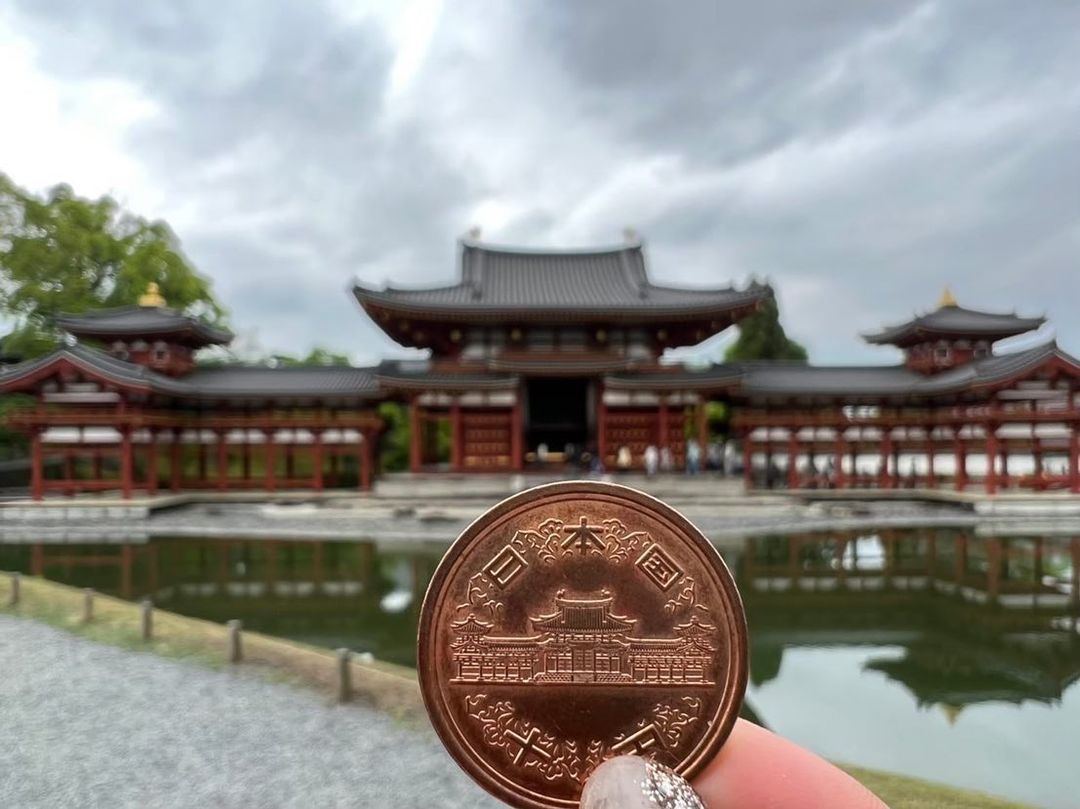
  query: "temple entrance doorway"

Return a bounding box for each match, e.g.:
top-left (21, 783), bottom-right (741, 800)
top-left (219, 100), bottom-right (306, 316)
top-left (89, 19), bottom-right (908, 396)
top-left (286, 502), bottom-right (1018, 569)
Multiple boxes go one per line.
top-left (524, 377), bottom-right (590, 463)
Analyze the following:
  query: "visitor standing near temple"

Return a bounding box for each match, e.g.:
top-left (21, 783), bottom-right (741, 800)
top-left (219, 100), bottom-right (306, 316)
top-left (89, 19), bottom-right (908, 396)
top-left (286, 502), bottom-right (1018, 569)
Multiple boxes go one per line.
top-left (616, 445), bottom-right (632, 472)
top-left (659, 445), bottom-right (674, 473)
top-left (707, 440), bottom-right (723, 472)
top-left (687, 439), bottom-right (702, 475)
top-left (644, 444), bottom-right (659, 477)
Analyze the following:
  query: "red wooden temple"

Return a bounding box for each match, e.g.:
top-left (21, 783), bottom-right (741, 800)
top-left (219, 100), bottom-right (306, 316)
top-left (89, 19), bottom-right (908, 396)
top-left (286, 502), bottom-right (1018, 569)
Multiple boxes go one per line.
top-left (2, 237), bottom-right (1079, 499)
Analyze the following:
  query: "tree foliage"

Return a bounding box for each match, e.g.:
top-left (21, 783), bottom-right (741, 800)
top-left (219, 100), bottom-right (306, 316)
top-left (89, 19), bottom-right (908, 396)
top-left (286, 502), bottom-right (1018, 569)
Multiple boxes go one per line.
top-left (0, 173), bottom-right (226, 358)
top-left (269, 347), bottom-right (352, 367)
top-left (377, 402), bottom-right (411, 472)
top-left (724, 292), bottom-right (808, 363)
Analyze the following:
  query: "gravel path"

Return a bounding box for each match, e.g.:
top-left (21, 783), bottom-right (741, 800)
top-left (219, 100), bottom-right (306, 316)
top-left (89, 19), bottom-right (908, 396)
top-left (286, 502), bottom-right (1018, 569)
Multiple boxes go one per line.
top-left (0, 614), bottom-right (501, 809)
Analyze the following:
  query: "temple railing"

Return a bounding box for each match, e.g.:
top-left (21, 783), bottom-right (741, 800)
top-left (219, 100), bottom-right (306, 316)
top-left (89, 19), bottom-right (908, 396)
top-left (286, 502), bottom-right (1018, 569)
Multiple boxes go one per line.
top-left (7, 408), bottom-right (383, 432)
top-left (732, 406), bottom-right (1080, 430)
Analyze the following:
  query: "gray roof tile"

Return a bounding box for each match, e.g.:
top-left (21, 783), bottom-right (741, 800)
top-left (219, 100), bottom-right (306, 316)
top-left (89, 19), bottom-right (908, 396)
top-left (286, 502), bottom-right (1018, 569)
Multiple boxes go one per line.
top-left (607, 343), bottom-right (1074, 400)
top-left (353, 240), bottom-right (767, 317)
top-left (56, 306), bottom-right (233, 346)
top-left (863, 305), bottom-right (1044, 346)
top-left (0, 346), bottom-right (379, 401)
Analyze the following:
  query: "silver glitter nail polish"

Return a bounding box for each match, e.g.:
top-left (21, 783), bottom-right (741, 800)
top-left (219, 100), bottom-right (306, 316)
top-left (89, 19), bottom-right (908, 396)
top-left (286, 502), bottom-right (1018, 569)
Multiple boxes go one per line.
top-left (641, 759), bottom-right (706, 809)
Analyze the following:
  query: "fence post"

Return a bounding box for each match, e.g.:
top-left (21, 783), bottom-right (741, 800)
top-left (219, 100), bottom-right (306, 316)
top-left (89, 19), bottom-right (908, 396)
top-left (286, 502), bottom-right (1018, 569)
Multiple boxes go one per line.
top-left (7, 572), bottom-right (19, 607)
top-left (227, 619), bottom-right (243, 663)
top-left (140, 599), bottom-right (153, 641)
top-left (82, 588), bottom-right (94, 624)
top-left (336, 648), bottom-right (351, 704)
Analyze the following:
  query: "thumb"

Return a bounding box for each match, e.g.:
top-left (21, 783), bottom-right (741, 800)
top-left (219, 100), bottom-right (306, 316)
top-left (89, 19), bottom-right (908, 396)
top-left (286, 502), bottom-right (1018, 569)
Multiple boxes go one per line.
top-left (580, 756), bottom-right (705, 809)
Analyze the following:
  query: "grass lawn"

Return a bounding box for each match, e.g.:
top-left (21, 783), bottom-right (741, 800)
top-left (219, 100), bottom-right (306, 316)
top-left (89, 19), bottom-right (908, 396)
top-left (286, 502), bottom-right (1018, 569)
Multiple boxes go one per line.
top-left (846, 766), bottom-right (1034, 809)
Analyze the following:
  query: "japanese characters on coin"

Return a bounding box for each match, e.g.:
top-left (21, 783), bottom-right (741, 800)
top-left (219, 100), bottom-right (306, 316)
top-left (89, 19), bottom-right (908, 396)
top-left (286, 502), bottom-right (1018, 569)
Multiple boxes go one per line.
top-left (418, 481), bottom-right (748, 809)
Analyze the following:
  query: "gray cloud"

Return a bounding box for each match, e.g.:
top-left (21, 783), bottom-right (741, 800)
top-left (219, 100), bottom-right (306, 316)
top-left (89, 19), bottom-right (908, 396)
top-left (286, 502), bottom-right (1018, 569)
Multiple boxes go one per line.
top-left (7, 0), bottom-right (1080, 365)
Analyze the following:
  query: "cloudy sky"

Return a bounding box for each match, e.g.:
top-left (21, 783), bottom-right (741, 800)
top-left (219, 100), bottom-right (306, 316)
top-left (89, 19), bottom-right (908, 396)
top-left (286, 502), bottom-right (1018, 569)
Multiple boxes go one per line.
top-left (1, 1), bottom-right (1077, 365)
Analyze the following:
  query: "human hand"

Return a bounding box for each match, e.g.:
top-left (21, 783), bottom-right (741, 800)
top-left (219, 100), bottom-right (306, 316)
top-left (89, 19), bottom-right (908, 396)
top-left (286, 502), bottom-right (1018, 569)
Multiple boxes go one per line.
top-left (580, 718), bottom-right (887, 809)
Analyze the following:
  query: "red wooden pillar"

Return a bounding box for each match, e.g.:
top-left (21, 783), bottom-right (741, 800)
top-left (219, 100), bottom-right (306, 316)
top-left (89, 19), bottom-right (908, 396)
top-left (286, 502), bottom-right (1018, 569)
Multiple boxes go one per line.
top-left (985, 424), bottom-right (999, 495)
top-left (834, 431), bottom-right (847, 489)
top-left (312, 430), bottom-right (324, 492)
top-left (264, 430), bottom-right (277, 493)
top-left (953, 429), bottom-right (967, 491)
top-left (511, 395), bottom-right (524, 472)
top-left (146, 430), bottom-right (158, 496)
top-left (409, 397), bottom-right (422, 473)
top-left (30, 428), bottom-right (44, 501)
top-left (216, 431), bottom-right (228, 492)
top-left (170, 430), bottom-right (182, 492)
top-left (1069, 424), bottom-right (1080, 494)
top-left (450, 400), bottom-right (463, 472)
top-left (120, 427), bottom-right (133, 500)
top-left (359, 431), bottom-right (372, 491)
top-left (787, 429), bottom-right (799, 490)
top-left (879, 431), bottom-right (892, 489)
top-left (596, 382), bottom-right (608, 468)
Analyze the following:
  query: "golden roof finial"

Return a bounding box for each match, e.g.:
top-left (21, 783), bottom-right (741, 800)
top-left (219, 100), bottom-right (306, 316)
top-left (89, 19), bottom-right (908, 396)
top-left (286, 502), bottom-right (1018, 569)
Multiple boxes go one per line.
top-left (938, 286), bottom-right (958, 308)
top-left (138, 282), bottom-right (166, 308)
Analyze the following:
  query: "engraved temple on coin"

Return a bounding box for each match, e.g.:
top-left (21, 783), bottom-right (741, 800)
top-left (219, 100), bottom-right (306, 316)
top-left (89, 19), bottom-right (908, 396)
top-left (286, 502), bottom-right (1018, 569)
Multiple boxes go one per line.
top-left (450, 590), bottom-right (716, 684)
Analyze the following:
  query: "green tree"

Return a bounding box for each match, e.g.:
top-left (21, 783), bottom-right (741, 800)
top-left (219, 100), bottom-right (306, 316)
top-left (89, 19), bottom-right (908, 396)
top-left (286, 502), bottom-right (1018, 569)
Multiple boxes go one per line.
top-left (270, 347), bottom-right (352, 366)
top-left (0, 173), bottom-right (226, 358)
top-left (378, 402), bottom-right (410, 471)
top-left (724, 292), bottom-right (808, 363)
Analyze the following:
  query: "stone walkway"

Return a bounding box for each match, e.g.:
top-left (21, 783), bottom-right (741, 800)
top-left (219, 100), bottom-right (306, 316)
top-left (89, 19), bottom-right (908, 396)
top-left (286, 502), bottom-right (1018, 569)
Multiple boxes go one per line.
top-left (0, 615), bottom-right (500, 809)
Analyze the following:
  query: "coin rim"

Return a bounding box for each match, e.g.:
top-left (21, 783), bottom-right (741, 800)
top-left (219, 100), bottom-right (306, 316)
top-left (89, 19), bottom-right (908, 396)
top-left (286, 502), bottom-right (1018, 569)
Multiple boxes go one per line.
top-left (417, 480), bottom-right (749, 809)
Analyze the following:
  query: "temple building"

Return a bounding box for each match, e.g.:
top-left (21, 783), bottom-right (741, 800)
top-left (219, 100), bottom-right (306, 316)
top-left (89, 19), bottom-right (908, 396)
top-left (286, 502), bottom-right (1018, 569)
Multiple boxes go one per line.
top-left (729, 292), bottom-right (1080, 494)
top-left (449, 590), bottom-right (716, 684)
top-left (355, 237), bottom-right (768, 473)
top-left (0, 284), bottom-right (382, 499)
top-left (2, 234), bottom-right (1080, 498)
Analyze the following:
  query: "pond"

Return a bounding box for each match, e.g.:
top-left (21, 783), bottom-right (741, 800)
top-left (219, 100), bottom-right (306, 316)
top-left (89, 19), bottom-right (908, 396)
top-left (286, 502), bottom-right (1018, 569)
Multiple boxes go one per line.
top-left (2, 527), bottom-right (1077, 808)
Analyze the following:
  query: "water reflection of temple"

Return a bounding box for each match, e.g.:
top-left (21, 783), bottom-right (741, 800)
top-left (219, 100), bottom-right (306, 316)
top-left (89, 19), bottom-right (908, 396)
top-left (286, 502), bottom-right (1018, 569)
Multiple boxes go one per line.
top-left (1, 528), bottom-right (1078, 700)
top-left (450, 591), bottom-right (716, 685)
top-left (736, 530), bottom-right (1080, 711)
top-left (0, 538), bottom-right (442, 667)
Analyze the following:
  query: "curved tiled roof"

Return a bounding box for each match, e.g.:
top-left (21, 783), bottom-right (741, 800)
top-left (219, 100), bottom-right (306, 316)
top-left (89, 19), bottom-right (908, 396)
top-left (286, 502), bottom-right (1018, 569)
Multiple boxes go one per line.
top-left (605, 343), bottom-right (1078, 401)
top-left (0, 345), bottom-right (379, 401)
top-left (863, 304), bottom-right (1044, 347)
top-left (56, 306), bottom-right (233, 346)
top-left (353, 240), bottom-right (768, 319)
top-left (184, 365), bottom-right (379, 398)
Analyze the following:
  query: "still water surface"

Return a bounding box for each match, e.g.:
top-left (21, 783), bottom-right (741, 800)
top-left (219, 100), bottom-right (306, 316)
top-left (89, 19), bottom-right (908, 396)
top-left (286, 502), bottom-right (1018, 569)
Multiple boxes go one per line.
top-left (2, 527), bottom-right (1077, 808)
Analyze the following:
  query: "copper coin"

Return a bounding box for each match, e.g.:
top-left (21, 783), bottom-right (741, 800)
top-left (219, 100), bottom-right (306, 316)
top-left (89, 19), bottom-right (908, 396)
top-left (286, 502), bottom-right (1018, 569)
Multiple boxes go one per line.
top-left (418, 480), bottom-right (748, 808)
